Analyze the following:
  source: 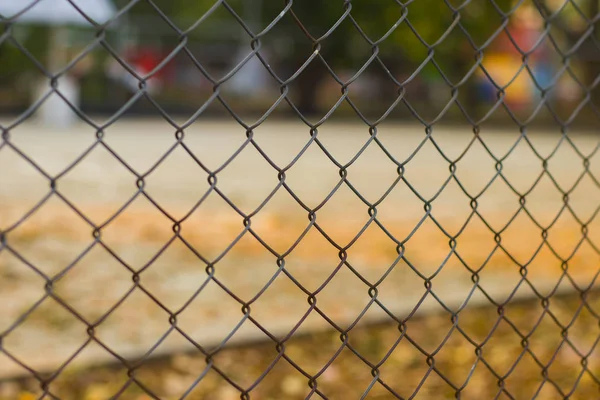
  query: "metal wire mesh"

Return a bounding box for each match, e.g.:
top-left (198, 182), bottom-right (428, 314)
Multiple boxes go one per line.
top-left (1, 0), bottom-right (600, 399)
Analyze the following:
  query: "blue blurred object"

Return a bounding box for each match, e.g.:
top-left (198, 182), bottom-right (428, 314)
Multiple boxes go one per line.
top-left (476, 77), bottom-right (496, 103)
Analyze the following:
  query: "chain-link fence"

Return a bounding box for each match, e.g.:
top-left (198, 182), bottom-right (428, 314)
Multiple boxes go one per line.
top-left (1, 0), bottom-right (600, 399)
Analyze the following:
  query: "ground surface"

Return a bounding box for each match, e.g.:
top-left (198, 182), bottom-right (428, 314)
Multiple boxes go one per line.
top-left (1, 119), bottom-right (600, 381)
top-left (4, 293), bottom-right (600, 400)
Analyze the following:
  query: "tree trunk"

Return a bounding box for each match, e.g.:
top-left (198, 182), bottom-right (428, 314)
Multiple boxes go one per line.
top-left (293, 58), bottom-right (326, 117)
top-left (590, 0), bottom-right (600, 107)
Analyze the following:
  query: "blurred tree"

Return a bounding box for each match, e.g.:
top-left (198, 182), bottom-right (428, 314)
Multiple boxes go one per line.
top-left (3, 0), bottom-right (595, 115)
top-left (0, 25), bottom-right (52, 107)
top-left (114, 0), bottom-right (516, 114)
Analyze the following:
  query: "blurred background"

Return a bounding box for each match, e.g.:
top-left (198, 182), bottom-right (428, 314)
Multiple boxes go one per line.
top-left (0, 0), bottom-right (597, 125)
top-left (2, 0), bottom-right (600, 399)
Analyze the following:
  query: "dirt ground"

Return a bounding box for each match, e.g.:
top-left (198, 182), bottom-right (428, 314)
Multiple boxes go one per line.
top-left (4, 292), bottom-right (600, 400)
top-left (1, 119), bottom-right (600, 381)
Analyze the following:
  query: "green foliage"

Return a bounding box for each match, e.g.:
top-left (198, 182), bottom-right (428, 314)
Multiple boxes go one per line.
top-left (120, 0), bottom-right (515, 70)
top-left (0, 25), bottom-right (49, 81)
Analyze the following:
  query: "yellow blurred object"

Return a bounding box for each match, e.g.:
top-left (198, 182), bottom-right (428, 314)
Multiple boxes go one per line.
top-left (481, 53), bottom-right (533, 107)
top-left (452, 342), bottom-right (473, 367)
top-left (84, 384), bottom-right (112, 400)
top-left (281, 375), bottom-right (305, 396)
top-left (18, 393), bottom-right (36, 400)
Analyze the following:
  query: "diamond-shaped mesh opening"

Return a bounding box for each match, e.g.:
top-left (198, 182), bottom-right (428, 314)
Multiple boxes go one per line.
top-left (245, 274), bottom-right (309, 335)
top-left (0, 146), bottom-right (49, 225)
top-left (43, 341), bottom-right (130, 399)
top-left (2, 0), bottom-right (600, 397)
top-left (208, 233), bottom-right (279, 301)
top-left (5, 195), bottom-right (93, 278)
top-left (0, 29), bottom-right (49, 111)
top-left (2, 296), bottom-right (89, 375)
top-left (315, 346), bottom-right (379, 399)
top-left (377, 334), bottom-right (434, 397)
top-left (51, 244), bottom-right (133, 323)
top-left (175, 279), bottom-right (243, 350)
top-left (91, 287), bottom-right (169, 357)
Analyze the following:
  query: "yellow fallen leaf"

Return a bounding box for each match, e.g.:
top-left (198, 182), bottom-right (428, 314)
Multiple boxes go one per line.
top-left (84, 384), bottom-right (112, 400)
top-left (281, 375), bottom-right (305, 396)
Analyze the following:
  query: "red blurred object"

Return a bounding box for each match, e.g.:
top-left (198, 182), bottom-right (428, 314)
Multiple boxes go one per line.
top-left (125, 46), bottom-right (175, 82)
